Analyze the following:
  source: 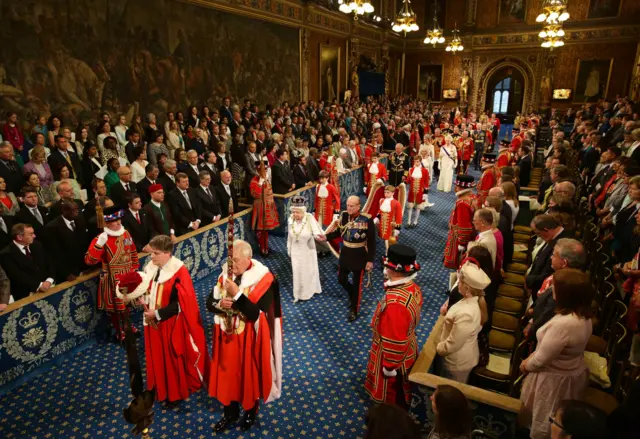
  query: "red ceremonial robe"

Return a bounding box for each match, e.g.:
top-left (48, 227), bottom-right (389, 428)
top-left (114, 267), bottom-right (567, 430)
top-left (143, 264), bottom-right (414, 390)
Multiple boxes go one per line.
top-left (365, 162), bottom-right (388, 219)
top-left (208, 260), bottom-right (283, 410)
top-left (365, 277), bottom-right (422, 405)
top-left (249, 176), bottom-right (280, 231)
top-left (476, 166), bottom-right (497, 207)
top-left (443, 193), bottom-right (475, 269)
top-left (130, 257), bottom-right (208, 402)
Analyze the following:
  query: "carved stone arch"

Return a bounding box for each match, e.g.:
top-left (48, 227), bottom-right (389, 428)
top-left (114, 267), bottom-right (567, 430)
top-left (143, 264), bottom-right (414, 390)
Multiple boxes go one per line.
top-left (471, 56), bottom-right (538, 116)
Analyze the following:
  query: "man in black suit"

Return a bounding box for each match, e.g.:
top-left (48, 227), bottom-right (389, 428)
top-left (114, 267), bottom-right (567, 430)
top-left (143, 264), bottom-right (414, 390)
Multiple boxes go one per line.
top-left (14, 186), bottom-right (50, 236)
top-left (137, 164), bottom-right (159, 205)
top-left (525, 214), bottom-right (571, 301)
top-left (293, 155), bottom-right (311, 188)
top-left (81, 143), bottom-right (102, 191)
top-left (122, 193), bottom-right (156, 252)
top-left (180, 149), bottom-right (202, 188)
top-left (200, 151), bottom-right (221, 186)
top-left (271, 149), bottom-right (295, 194)
top-left (215, 170), bottom-right (239, 217)
top-left (168, 173), bottom-right (203, 236)
top-left (194, 170), bottom-right (221, 225)
top-left (48, 134), bottom-right (83, 182)
top-left (41, 200), bottom-right (89, 283)
top-left (157, 159), bottom-right (178, 194)
top-left (307, 148), bottom-right (321, 181)
top-left (517, 145), bottom-right (532, 188)
top-left (143, 184), bottom-right (177, 241)
top-left (0, 142), bottom-right (24, 194)
top-left (219, 97), bottom-right (233, 125)
top-left (49, 181), bottom-right (84, 219)
top-left (83, 179), bottom-right (107, 222)
top-left (125, 129), bottom-right (142, 164)
top-left (0, 223), bottom-right (55, 301)
top-left (109, 165), bottom-right (138, 208)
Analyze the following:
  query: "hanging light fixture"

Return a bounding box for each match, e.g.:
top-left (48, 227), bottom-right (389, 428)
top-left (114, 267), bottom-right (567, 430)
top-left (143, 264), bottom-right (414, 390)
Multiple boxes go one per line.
top-left (536, 0), bottom-right (569, 49)
top-left (338, 0), bottom-right (374, 19)
top-left (445, 26), bottom-right (463, 53)
top-left (392, 0), bottom-right (419, 34)
top-left (423, 11), bottom-right (445, 47)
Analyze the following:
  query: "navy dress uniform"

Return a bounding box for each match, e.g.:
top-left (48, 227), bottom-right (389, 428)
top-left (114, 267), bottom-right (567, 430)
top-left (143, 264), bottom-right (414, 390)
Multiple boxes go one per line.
top-left (388, 151), bottom-right (410, 187)
top-left (325, 210), bottom-right (376, 321)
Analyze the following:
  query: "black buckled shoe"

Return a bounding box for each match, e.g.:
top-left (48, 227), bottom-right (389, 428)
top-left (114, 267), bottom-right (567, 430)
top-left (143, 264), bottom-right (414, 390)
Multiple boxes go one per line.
top-left (240, 409), bottom-right (258, 432)
top-left (213, 416), bottom-right (238, 433)
top-left (348, 311), bottom-right (358, 322)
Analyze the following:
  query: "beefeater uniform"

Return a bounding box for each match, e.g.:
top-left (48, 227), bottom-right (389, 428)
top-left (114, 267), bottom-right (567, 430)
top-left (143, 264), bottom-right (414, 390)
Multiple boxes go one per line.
top-left (365, 245), bottom-right (422, 407)
top-left (443, 176), bottom-right (476, 269)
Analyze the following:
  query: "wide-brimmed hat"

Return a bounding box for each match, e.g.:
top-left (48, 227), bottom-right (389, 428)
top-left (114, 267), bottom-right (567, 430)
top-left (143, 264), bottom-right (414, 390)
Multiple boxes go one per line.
top-left (482, 152), bottom-right (497, 163)
top-left (458, 261), bottom-right (491, 290)
top-left (382, 244), bottom-right (420, 274)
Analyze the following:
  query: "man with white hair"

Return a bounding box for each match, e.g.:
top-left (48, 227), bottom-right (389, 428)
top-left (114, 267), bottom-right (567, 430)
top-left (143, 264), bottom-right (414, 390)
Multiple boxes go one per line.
top-left (389, 143), bottom-right (410, 186)
top-left (207, 239), bottom-right (283, 433)
top-left (336, 148), bottom-right (349, 174)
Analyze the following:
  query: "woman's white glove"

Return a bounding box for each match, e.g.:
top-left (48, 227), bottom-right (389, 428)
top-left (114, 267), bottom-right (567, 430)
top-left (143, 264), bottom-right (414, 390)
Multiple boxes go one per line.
top-left (258, 178), bottom-right (265, 186)
top-left (376, 178), bottom-right (383, 184)
top-left (96, 232), bottom-right (108, 247)
top-left (374, 218), bottom-right (380, 225)
top-left (393, 230), bottom-right (400, 237)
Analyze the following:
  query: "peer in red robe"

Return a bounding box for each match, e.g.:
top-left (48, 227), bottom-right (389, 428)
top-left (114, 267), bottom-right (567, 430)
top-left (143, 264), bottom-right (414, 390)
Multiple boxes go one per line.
top-left (443, 176), bottom-right (476, 270)
top-left (116, 244), bottom-right (208, 404)
top-left (207, 244), bottom-right (283, 433)
top-left (363, 153), bottom-right (389, 219)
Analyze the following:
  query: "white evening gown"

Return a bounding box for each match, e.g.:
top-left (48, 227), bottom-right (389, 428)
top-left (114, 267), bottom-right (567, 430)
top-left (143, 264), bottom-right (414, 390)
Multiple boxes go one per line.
top-left (287, 213), bottom-right (324, 302)
top-left (437, 144), bottom-right (457, 192)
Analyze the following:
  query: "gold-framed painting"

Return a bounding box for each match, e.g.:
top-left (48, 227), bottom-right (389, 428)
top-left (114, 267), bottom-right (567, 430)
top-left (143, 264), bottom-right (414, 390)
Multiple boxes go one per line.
top-left (443, 89), bottom-right (458, 100)
top-left (498, 0), bottom-right (527, 24)
top-left (588, 0), bottom-right (622, 19)
top-left (552, 89), bottom-right (572, 100)
top-left (573, 59), bottom-right (614, 103)
top-left (320, 45), bottom-right (340, 103)
top-left (417, 64), bottom-right (443, 101)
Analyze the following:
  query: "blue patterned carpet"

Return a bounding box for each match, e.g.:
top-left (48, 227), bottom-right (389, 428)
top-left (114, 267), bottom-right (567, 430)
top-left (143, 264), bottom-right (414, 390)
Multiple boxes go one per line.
top-left (0, 174), bottom-right (472, 439)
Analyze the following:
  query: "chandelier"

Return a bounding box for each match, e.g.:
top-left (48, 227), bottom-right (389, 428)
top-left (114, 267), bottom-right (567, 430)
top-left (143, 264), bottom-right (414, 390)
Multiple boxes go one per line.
top-left (423, 15), bottom-right (445, 47)
top-left (536, 0), bottom-right (569, 48)
top-left (392, 0), bottom-right (419, 34)
top-left (445, 26), bottom-right (463, 53)
top-left (338, 0), bottom-right (374, 19)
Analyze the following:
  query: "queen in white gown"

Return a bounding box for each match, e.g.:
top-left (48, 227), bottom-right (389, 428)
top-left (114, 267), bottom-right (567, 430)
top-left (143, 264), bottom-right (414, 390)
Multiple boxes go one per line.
top-left (287, 199), bottom-right (326, 302)
top-left (437, 135), bottom-right (458, 192)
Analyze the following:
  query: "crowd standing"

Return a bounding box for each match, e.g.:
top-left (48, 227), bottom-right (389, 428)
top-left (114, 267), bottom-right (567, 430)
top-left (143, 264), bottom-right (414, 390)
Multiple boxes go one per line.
top-left (2, 95), bottom-right (640, 438)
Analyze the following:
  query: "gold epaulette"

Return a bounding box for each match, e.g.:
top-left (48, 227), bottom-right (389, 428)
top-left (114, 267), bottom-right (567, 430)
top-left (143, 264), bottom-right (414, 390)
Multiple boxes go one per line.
top-left (360, 212), bottom-right (371, 219)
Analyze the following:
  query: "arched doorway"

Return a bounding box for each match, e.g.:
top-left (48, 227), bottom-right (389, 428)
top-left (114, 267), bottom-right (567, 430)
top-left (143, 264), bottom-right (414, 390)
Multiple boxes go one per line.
top-left (486, 66), bottom-right (524, 123)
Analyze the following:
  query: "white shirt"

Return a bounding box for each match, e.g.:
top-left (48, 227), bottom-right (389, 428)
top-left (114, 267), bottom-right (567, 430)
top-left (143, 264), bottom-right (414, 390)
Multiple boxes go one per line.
top-left (627, 141), bottom-right (640, 158)
top-left (129, 208), bottom-right (141, 220)
top-left (317, 183), bottom-right (329, 198)
top-left (369, 162), bottom-right (379, 175)
top-left (62, 217), bottom-right (76, 231)
top-left (190, 164), bottom-right (199, 174)
top-left (222, 183), bottom-right (231, 196)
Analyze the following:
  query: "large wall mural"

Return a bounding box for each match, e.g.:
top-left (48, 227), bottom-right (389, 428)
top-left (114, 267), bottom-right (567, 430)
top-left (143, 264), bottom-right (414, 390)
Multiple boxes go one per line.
top-left (0, 0), bottom-right (300, 126)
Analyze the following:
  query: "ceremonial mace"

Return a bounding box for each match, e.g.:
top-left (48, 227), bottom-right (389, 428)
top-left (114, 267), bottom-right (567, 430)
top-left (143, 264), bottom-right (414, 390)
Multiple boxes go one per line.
top-left (220, 198), bottom-right (239, 334)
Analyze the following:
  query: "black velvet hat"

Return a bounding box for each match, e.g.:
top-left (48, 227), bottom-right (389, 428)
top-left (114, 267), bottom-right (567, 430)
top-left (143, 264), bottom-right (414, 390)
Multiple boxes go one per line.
top-left (382, 244), bottom-right (420, 274)
top-left (482, 152), bottom-right (497, 163)
top-left (103, 205), bottom-right (124, 222)
top-left (454, 174), bottom-right (476, 188)
top-left (500, 139), bottom-right (511, 146)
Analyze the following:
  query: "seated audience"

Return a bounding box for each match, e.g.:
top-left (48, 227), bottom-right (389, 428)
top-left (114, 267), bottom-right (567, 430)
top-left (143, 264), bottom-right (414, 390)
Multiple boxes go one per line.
top-left (520, 269), bottom-right (594, 439)
top-left (23, 146), bottom-right (54, 189)
top-left (130, 145), bottom-right (148, 183)
top-left (49, 180), bottom-right (84, 219)
top-left (109, 165), bottom-right (137, 208)
top-left (194, 170), bottom-right (221, 225)
top-left (0, 142), bottom-right (24, 195)
top-left (137, 164), bottom-right (159, 205)
top-left (158, 159), bottom-right (178, 194)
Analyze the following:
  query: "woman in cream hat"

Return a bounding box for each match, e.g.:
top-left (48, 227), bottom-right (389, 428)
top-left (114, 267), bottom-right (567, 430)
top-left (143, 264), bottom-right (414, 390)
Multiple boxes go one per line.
top-left (437, 260), bottom-right (491, 383)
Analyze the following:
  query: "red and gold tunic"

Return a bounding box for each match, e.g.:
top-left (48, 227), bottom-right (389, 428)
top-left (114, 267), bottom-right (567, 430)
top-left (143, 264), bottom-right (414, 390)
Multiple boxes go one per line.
top-left (476, 166), bottom-right (497, 207)
top-left (405, 165), bottom-right (429, 206)
top-left (365, 162), bottom-right (388, 194)
top-left (363, 144), bottom-right (376, 183)
top-left (459, 138), bottom-right (475, 161)
top-left (314, 182), bottom-right (341, 227)
top-left (324, 159), bottom-right (341, 196)
top-left (377, 198), bottom-right (402, 240)
top-left (365, 279), bottom-right (423, 405)
top-left (85, 229), bottom-right (139, 312)
top-left (496, 149), bottom-right (511, 170)
top-left (433, 135), bottom-right (444, 159)
top-left (249, 176), bottom-right (280, 231)
top-left (443, 194), bottom-right (475, 270)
